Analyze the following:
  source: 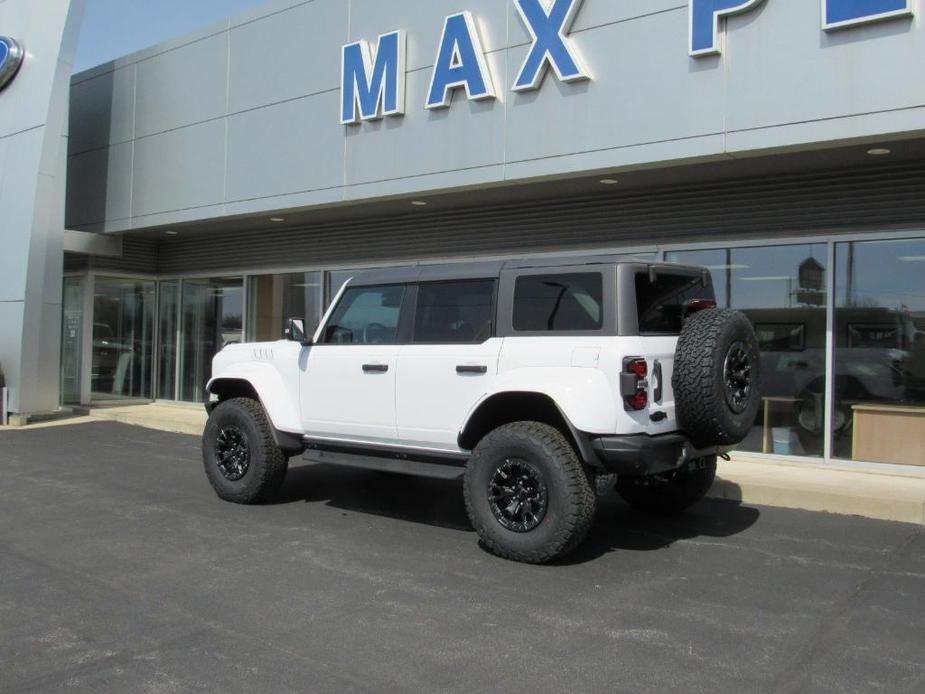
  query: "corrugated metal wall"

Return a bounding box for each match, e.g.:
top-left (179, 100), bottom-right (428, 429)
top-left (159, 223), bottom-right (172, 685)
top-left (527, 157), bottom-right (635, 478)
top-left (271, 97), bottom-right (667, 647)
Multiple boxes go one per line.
top-left (96, 163), bottom-right (925, 277)
top-left (65, 238), bottom-right (158, 275)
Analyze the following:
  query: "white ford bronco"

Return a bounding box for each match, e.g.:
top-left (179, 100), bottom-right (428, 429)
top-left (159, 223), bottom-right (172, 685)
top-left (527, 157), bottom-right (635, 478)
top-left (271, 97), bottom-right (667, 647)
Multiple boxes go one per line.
top-left (202, 257), bottom-right (761, 563)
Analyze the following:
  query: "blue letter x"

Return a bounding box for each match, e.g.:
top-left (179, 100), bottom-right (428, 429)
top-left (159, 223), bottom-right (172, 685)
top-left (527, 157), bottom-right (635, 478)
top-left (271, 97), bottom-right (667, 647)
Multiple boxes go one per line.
top-left (513, 0), bottom-right (590, 92)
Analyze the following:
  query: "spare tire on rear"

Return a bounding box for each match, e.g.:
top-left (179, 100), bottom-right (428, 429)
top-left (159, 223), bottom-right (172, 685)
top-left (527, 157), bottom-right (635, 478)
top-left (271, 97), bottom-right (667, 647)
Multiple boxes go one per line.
top-left (672, 309), bottom-right (761, 447)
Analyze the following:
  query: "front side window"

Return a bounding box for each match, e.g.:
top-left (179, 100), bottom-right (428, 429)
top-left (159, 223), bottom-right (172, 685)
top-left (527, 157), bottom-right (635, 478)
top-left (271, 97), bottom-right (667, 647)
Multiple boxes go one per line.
top-left (513, 273), bottom-right (603, 332)
top-left (414, 280), bottom-right (495, 344)
top-left (322, 285), bottom-right (405, 345)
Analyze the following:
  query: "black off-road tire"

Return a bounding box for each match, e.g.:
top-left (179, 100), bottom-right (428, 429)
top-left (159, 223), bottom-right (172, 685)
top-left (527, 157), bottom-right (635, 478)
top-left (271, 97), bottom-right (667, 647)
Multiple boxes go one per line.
top-left (202, 397), bottom-right (288, 504)
top-left (464, 422), bottom-right (596, 564)
top-left (673, 309), bottom-right (761, 447)
top-left (616, 457), bottom-right (717, 516)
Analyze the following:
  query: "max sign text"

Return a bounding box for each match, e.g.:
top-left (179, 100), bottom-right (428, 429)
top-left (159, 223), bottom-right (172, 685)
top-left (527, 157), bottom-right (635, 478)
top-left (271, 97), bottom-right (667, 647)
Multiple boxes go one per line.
top-left (341, 0), bottom-right (915, 124)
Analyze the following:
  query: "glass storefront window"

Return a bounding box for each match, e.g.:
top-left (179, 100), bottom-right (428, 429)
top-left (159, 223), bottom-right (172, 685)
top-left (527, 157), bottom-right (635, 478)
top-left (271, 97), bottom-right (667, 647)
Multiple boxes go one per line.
top-left (834, 239), bottom-right (925, 465)
top-left (247, 272), bottom-right (323, 342)
top-left (157, 281), bottom-right (179, 400)
top-left (327, 269), bottom-right (360, 306)
top-left (60, 277), bottom-right (84, 404)
top-left (668, 244), bottom-right (828, 457)
top-left (91, 277), bottom-right (156, 400)
top-left (179, 278), bottom-right (244, 403)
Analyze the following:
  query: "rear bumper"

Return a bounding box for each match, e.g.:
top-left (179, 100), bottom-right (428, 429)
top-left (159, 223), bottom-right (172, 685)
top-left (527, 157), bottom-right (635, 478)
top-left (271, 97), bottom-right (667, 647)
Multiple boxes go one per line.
top-left (591, 433), bottom-right (733, 477)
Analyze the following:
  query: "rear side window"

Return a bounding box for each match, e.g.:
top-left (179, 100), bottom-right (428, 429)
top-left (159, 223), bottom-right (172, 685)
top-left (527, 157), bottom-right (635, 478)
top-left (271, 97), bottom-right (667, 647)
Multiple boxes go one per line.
top-left (513, 273), bottom-right (603, 332)
top-left (413, 280), bottom-right (495, 344)
top-left (322, 285), bottom-right (405, 344)
top-left (636, 272), bottom-right (713, 334)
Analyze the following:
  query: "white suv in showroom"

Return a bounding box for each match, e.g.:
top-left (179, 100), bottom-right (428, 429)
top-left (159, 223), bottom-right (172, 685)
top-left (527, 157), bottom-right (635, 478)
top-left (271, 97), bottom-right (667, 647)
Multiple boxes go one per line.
top-left (202, 257), bottom-right (761, 564)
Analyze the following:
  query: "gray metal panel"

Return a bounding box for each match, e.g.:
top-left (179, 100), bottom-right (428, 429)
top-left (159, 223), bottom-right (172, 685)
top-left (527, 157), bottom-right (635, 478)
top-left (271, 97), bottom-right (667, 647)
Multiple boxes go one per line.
top-left (134, 31), bottom-right (228, 139)
top-left (227, 0), bottom-right (347, 113)
top-left (66, 141), bottom-right (133, 227)
top-left (156, 163), bottom-right (925, 276)
top-left (132, 120), bottom-right (226, 218)
top-left (67, 64), bottom-right (135, 155)
top-left (226, 91), bottom-right (344, 202)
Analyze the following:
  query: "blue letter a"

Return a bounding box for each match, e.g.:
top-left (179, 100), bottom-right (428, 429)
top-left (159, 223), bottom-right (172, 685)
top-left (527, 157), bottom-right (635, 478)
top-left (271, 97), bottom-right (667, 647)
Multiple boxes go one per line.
top-left (426, 12), bottom-right (496, 109)
top-left (341, 30), bottom-right (405, 124)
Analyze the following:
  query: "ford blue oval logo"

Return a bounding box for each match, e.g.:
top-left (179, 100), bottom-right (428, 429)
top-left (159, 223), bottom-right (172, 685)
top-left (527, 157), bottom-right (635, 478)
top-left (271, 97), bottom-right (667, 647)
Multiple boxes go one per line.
top-left (0, 36), bottom-right (25, 93)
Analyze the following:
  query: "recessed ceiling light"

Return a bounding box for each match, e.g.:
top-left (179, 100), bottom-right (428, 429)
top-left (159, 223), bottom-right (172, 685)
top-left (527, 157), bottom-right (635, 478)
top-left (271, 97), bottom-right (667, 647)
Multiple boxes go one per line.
top-left (599, 178), bottom-right (619, 185)
top-left (867, 148), bottom-right (891, 156)
top-left (411, 200), bottom-right (428, 206)
top-left (269, 216), bottom-right (285, 222)
top-left (165, 230), bottom-right (178, 236)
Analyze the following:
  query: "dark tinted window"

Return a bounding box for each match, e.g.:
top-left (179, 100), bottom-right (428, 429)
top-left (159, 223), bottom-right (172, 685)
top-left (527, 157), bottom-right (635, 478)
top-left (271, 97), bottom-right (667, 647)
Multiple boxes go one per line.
top-left (636, 272), bottom-right (714, 334)
top-left (322, 285), bottom-right (405, 345)
top-left (513, 273), bottom-right (603, 332)
top-left (413, 280), bottom-right (495, 344)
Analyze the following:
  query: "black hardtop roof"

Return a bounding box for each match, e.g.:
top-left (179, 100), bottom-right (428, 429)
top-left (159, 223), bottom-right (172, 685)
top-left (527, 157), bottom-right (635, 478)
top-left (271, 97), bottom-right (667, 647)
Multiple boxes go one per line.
top-left (347, 256), bottom-right (706, 287)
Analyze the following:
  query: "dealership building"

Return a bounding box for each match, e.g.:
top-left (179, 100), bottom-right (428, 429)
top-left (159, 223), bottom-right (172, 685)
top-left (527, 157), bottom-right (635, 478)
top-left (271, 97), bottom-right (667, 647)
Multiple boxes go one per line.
top-left (2, 0), bottom-right (924, 469)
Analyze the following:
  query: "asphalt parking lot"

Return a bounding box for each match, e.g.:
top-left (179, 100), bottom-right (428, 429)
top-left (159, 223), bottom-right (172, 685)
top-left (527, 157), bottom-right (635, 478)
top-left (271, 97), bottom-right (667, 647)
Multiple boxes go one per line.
top-left (1, 422), bottom-right (924, 694)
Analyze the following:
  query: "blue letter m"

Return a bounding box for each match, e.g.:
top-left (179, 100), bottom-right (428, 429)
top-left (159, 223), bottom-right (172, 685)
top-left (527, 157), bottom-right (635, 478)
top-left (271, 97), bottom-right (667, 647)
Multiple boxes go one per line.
top-left (341, 30), bottom-right (405, 125)
top-left (689, 0), bottom-right (766, 56)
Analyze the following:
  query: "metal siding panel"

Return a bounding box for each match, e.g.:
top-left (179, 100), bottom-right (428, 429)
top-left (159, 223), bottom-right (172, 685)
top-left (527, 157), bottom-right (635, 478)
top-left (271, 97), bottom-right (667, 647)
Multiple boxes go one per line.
top-left (156, 164), bottom-right (925, 276)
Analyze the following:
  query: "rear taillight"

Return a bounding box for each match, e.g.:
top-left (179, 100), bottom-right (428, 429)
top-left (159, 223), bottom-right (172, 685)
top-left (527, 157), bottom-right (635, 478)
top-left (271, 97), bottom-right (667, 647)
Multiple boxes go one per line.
top-left (621, 357), bottom-right (649, 411)
top-left (684, 298), bottom-right (717, 316)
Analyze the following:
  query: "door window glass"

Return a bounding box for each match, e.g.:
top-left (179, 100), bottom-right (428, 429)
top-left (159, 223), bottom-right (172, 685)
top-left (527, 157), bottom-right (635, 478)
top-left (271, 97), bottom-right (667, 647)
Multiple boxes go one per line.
top-left (833, 239), bottom-right (925, 465)
top-left (413, 280), bottom-right (495, 344)
top-left (322, 285), bottom-right (405, 345)
top-left (91, 277), bottom-right (156, 400)
top-left (513, 273), bottom-right (603, 332)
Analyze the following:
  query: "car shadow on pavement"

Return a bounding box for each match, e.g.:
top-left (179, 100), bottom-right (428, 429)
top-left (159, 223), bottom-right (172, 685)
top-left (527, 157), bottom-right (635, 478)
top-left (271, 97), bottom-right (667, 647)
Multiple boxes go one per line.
top-left (558, 492), bottom-right (761, 565)
top-left (274, 465), bottom-right (761, 563)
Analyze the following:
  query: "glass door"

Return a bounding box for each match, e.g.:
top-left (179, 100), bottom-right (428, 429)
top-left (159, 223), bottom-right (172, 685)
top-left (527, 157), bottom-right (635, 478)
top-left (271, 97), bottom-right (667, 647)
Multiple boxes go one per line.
top-left (91, 277), bottom-right (156, 400)
top-left (60, 277), bottom-right (84, 404)
top-left (179, 278), bottom-right (244, 402)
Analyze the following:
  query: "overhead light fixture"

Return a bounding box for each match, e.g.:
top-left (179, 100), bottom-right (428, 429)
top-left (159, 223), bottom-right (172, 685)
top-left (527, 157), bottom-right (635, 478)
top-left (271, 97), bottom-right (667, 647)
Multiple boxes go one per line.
top-left (899, 255), bottom-right (925, 262)
top-left (867, 148), bottom-right (891, 156)
top-left (411, 200), bottom-right (428, 207)
top-left (270, 216), bottom-right (285, 222)
top-left (599, 178), bottom-right (619, 185)
top-left (705, 264), bottom-right (751, 271)
top-left (165, 230), bottom-right (178, 236)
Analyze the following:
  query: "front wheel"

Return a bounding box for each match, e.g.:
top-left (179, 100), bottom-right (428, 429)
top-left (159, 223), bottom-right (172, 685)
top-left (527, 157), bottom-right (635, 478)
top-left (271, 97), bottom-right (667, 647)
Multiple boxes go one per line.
top-left (464, 422), bottom-right (596, 564)
top-left (202, 397), bottom-right (288, 504)
top-left (615, 457), bottom-right (717, 516)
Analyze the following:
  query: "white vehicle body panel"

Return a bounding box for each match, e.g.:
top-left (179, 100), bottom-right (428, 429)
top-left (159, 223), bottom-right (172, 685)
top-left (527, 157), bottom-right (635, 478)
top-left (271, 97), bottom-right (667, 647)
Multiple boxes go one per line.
top-left (208, 341), bottom-right (303, 433)
top-left (396, 338), bottom-right (503, 449)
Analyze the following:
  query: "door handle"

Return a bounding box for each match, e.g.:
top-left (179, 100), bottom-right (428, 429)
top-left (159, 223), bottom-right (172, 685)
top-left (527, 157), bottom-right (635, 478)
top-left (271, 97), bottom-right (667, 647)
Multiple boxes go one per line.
top-left (456, 365), bottom-right (488, 375)
top-left (362, 363), bottom-right (389, 373)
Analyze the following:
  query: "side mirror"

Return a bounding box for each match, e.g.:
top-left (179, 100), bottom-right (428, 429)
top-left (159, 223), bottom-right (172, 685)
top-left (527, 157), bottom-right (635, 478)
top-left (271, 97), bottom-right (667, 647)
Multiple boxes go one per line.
top-left (285, 318), bottom-right (311, 345)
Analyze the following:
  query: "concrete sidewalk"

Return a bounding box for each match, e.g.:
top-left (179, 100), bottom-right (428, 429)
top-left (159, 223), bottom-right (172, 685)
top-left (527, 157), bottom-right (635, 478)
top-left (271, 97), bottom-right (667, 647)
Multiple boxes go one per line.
top-left (3, 402), bottom-right (924, 526)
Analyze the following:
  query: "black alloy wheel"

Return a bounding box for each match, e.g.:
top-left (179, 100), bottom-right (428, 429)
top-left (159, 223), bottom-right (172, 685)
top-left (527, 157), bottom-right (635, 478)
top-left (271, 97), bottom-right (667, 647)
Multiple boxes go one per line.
top-left (215, 426), bottom-right (250, 481)
top-left (488, 458), bottom-right (548, 532)
top-left (723, 341), bottom-right (753, 415)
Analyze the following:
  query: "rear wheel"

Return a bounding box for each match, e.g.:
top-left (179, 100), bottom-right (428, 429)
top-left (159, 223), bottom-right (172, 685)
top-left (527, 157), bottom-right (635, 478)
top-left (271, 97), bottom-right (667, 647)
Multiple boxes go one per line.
top-left (615, 457), bottom-right (717, 515)
top-left (464, 422), bottom-right (596, 564)
top-left (202, 397), bottom-right (288, 504)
